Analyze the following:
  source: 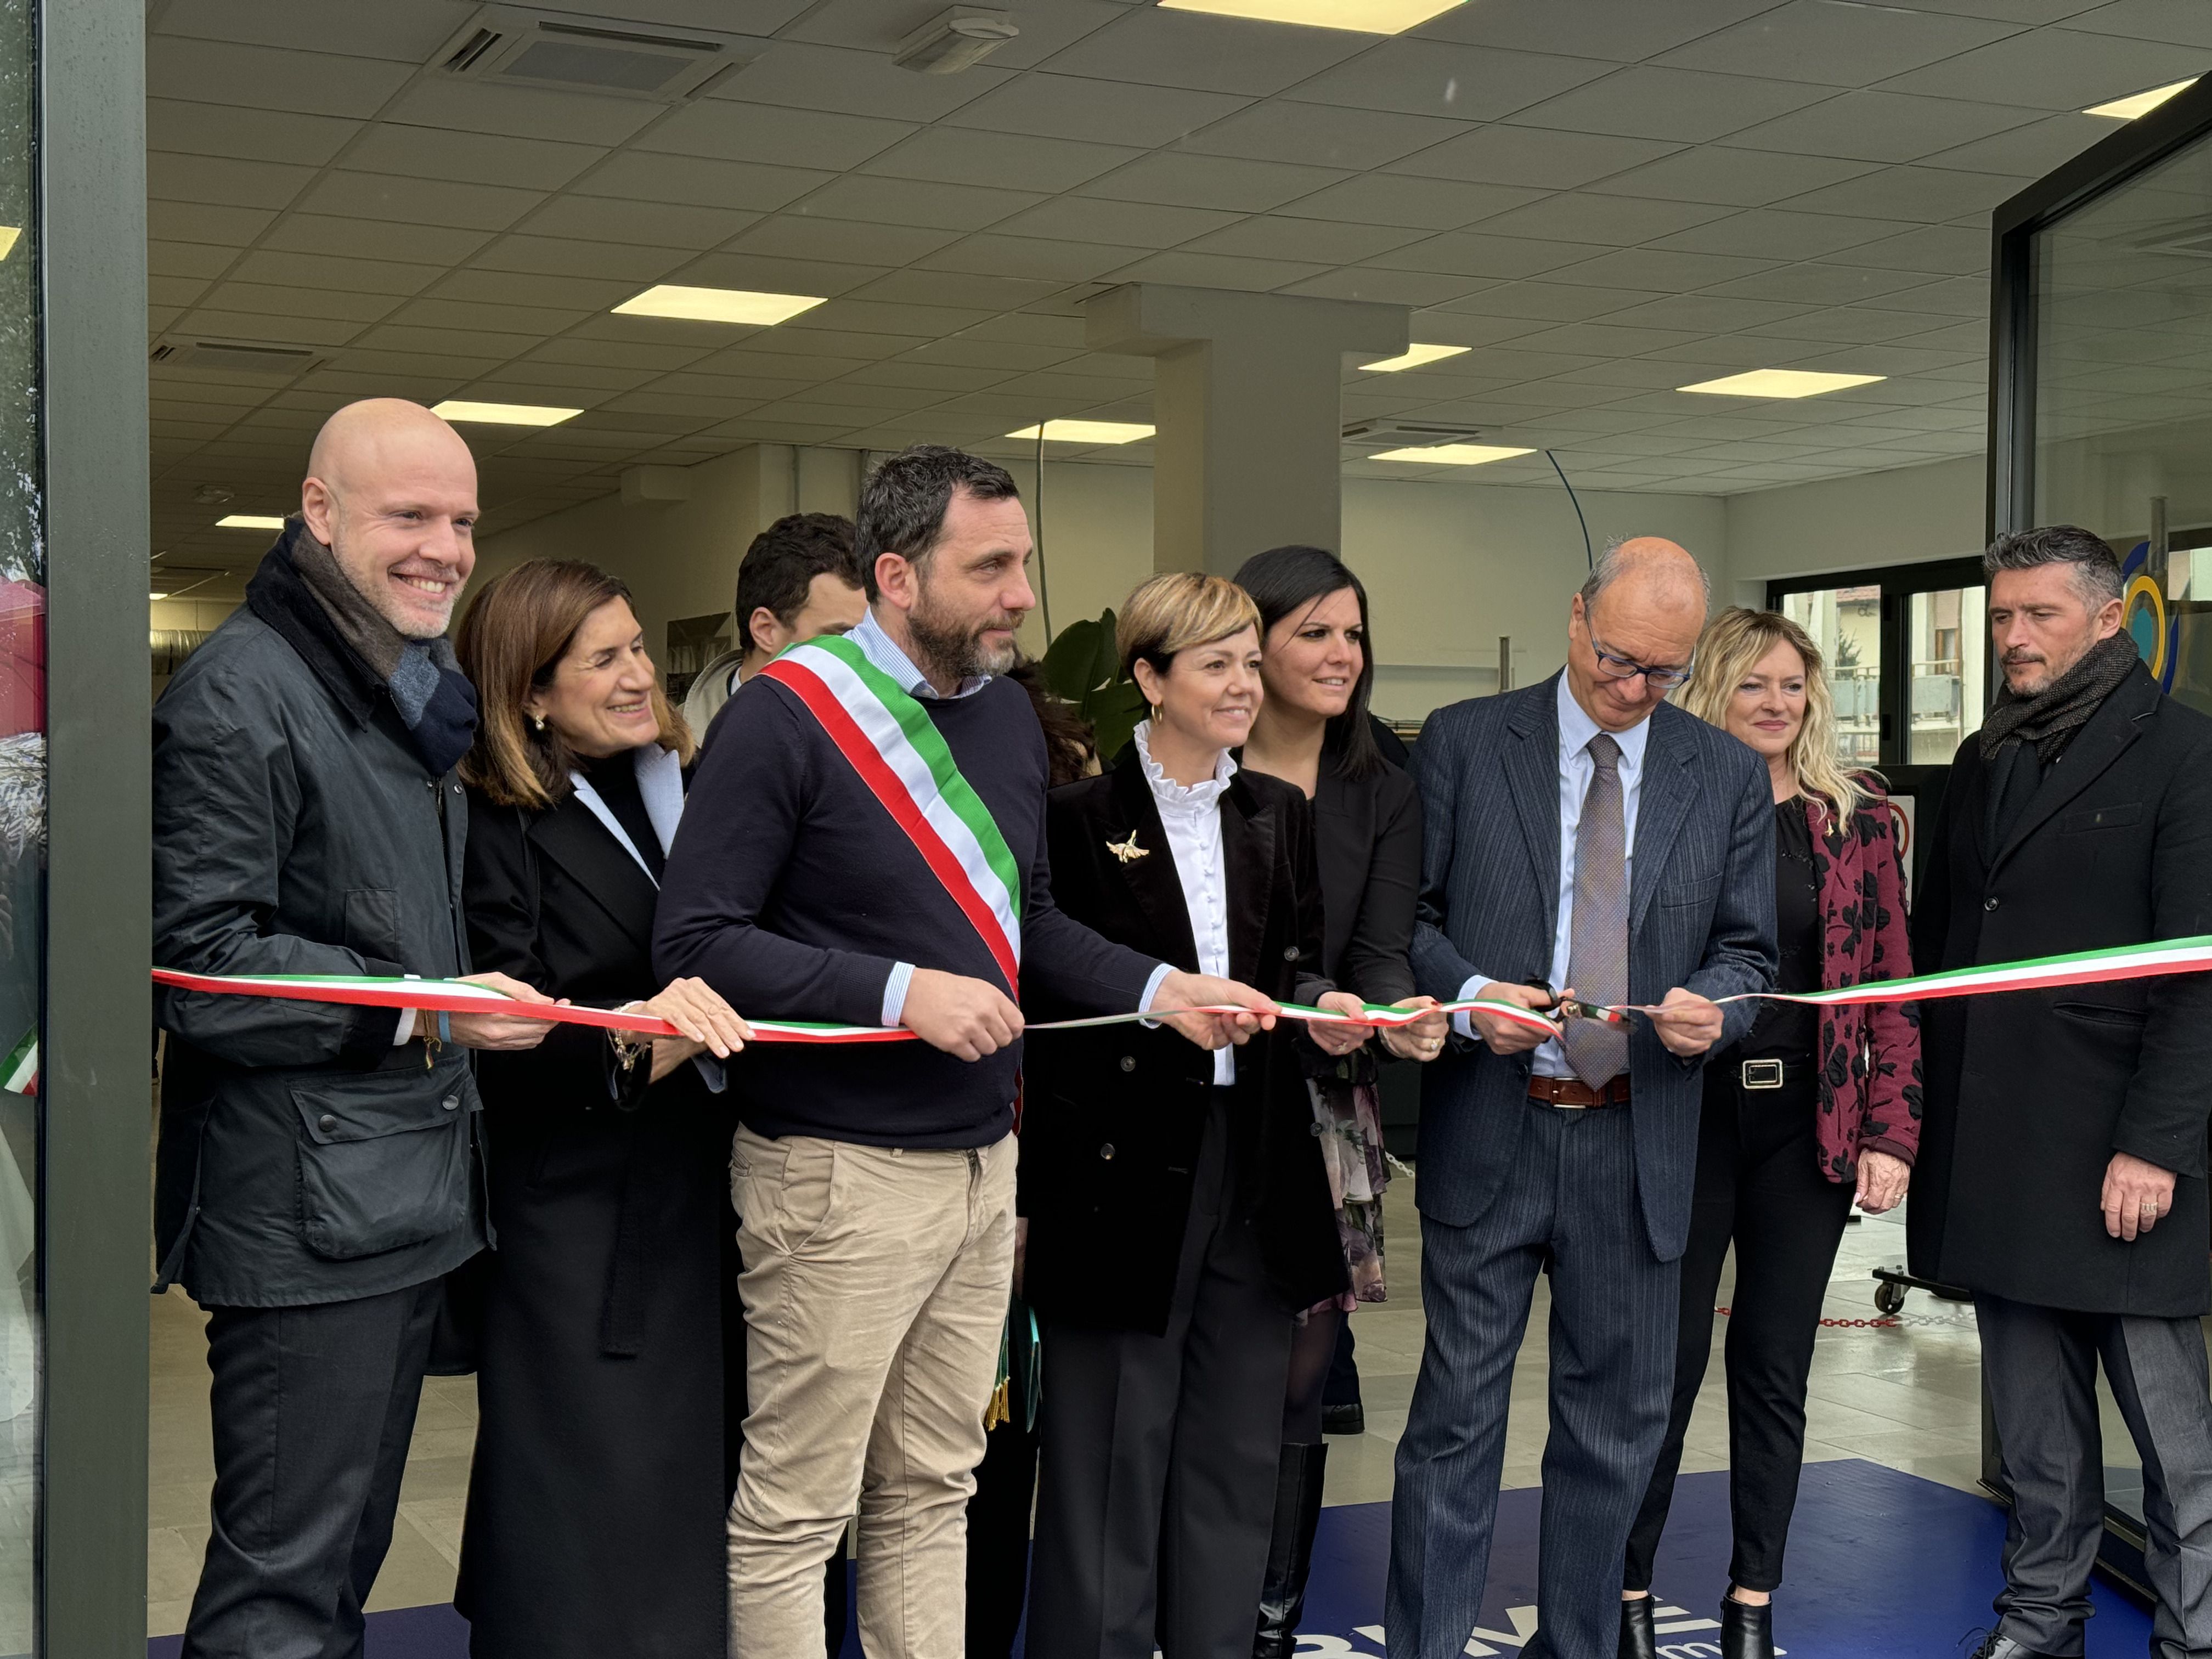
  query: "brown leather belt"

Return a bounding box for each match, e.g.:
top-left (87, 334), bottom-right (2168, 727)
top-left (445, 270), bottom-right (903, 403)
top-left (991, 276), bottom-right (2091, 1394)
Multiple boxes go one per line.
top-left (1526, 1074), bottom-right (1631, 1109)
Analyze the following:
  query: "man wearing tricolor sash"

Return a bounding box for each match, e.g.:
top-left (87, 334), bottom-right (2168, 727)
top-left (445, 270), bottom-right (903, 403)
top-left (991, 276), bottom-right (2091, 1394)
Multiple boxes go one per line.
top-left (654, 445), bottom-right (1274, 1659)
top-left (1914, 526), bottom-right (2212, 1659)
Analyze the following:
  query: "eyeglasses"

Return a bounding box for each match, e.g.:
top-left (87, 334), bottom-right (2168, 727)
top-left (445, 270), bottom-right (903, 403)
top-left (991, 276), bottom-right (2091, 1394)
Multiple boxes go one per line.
top-left (1588, 633), bottom-right (1694, 692)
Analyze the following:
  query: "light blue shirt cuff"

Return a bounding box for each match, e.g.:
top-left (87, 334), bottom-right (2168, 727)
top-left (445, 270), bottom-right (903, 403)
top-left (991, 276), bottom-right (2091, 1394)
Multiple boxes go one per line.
top-left (1451, 973), bottom-right (1496, 1041)
top-left (1137, 962), bottom-right (1175, 1027)
top-left (691, 1053), bottom-right (727, 1094)
top-left (882, 961), bottom-right (916, 1029)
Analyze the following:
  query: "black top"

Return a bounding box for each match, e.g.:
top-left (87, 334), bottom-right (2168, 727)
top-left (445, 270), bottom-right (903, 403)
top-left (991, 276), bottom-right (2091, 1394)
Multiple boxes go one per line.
top-left (1736, 797), bottom-right (1819, 1065)
top-left (656, 670), bottom-right (1160, 1148)
top-left (580, 751), bottom-right (665, 882)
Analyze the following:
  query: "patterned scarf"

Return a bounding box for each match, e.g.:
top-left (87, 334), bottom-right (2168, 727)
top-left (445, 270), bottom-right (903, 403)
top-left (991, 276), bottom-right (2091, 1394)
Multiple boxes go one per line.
top-left (286, 523), bottom-right (478, 776)
top-left (1978, 629), bottom-right (2140, 766)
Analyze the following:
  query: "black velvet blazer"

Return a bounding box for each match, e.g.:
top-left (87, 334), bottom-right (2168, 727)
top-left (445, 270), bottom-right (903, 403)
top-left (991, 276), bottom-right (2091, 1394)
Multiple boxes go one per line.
top-left (1019, 752), bottom-right (1348, 1334)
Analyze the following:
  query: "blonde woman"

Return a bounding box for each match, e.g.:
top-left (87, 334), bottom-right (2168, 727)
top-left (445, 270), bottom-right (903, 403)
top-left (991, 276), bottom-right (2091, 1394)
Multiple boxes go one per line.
top-left (1620, 607), bottom-right (1921, 1659)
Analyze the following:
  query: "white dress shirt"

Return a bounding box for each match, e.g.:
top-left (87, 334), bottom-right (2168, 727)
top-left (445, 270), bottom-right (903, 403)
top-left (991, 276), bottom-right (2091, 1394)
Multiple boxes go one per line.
top-left (1136, 721), bottom-right (1237, 1086)
top-left (1455, 673), bottom-right (1649, 1077)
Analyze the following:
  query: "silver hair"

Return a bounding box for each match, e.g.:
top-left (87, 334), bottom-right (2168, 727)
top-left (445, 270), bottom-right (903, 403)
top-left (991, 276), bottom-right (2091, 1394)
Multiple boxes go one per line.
top-left (1983, 525), bottom-right (2124, 606)
top-left (1577, 534), bottom-right (1712, 613)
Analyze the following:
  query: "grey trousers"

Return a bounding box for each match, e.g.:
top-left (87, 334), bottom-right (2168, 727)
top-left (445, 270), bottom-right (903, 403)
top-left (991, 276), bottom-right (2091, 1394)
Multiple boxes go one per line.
top-left (1028, 1091), bottom-right (1295, 1659)
top-left (1978, 1293), bottom-right (2212, 1659)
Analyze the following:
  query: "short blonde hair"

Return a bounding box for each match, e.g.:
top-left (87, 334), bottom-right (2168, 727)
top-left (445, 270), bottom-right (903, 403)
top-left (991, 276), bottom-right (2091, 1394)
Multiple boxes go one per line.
top-left (1678, 606), bottom-right (1869, 820)
top-left (1117, 572), bottom-right (1261, 676)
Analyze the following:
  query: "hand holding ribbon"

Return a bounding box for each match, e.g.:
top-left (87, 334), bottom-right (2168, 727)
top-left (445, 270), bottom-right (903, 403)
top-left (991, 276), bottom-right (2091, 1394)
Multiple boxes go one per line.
top-left (1148, 969), bottom-right (1278, 1050)
top-left (1308, 990), bottom-right (1373, 1058)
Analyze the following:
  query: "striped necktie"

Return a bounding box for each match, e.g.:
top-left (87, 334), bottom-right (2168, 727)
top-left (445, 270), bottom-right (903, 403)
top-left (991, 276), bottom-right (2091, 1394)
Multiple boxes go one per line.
top-left (1562, 732), bottom-right (1628, 1088)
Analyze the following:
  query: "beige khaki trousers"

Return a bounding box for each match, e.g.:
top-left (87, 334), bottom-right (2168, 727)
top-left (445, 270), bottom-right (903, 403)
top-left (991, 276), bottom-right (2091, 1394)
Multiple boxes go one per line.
top-left (726, 1123), bottom-right (1016, 1659)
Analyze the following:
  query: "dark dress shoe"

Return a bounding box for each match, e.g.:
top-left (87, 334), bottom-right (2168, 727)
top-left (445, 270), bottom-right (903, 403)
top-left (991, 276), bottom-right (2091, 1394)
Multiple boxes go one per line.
top-left (1618, 1596), bottom-right (1657, 1659)
top-left (1965, 1634), bottom-right (2061, 1659)
top-left (1321, 1401), bottom-right (1364, 1435)
top-left (1720, 1594), bottom-right (1772, 1659)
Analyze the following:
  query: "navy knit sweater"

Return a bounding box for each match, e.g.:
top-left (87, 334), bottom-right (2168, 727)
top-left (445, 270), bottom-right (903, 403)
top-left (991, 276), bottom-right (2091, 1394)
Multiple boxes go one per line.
top-left (654, 672), bottom-right (1161, 1147)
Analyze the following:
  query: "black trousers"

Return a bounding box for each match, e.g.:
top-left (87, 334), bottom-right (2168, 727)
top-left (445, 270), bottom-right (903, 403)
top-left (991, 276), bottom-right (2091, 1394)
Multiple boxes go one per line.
top-left (966, 1412), bottom-right (1040, 1659)
top-left (1029, 1090), bottom-right (1295, 1659)
top-left (1623, 1064), bottom-right (1852, 1595)
top-left (183, 1278), bottom-right (444, 1659)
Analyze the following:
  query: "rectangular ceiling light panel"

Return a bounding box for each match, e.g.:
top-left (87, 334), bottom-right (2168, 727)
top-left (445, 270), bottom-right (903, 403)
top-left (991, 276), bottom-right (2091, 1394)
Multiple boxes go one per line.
top-left (1676, 370), bottom-right (1885, 399)
top-left (1006, 421), bottom-right (1156, 443)
top-left (216, 514), bottom-right (288, 530)
top-left (433, 400), bottom-right (582, 426)
top-left (613, 285), bottom-right (827, 325)
top-left (1358, 343), bottom-right (1470, 373)
top-left (1371, 443), bottom-right (1533, 465)
top-left (2085, 79), bottom-right (2198, 120)
top-left (1159, 0), bottom-right (1466, 35)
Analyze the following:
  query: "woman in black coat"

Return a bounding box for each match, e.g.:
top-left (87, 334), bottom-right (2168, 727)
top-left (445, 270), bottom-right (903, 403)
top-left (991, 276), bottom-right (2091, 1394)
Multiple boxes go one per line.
top-left (1232, 545), bottom-right (1444, 1656)
top-left (452, 560), bottom-right (751, 1659)
top-left (1022, 572), bottom-right (1361, 1659)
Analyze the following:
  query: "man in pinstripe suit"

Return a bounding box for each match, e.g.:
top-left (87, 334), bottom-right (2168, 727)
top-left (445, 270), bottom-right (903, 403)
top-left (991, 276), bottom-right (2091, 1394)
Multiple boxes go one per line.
top-left (1387, 539), bottom-right (1776, 1659)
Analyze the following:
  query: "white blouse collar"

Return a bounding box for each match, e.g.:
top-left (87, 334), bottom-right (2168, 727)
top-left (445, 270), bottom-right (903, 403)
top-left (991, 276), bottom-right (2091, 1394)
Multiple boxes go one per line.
top-left (1134, 719), bottom-right (1235, 814)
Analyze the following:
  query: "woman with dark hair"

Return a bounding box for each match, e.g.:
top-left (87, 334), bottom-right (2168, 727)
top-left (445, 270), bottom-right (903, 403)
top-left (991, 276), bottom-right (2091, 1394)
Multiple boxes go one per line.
top-left (1232, 544), bottom-right (1444, 1657)
top-left (452, 559), bottom-right (752, 1658)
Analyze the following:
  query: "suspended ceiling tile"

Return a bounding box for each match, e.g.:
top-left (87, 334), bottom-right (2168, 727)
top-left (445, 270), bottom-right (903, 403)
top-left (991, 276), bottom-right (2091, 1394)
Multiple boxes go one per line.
top-left (1719, 88), bottom-right (2041, 165)
top-left (145, 98), bottom-right (361, 166)
top-left (1646, 207), bottom-right (1919, 259)
top-left (849, 269), bottom-right (1071, 310)
top-left (1739, 303), bottom-right (1962, 343)
top-left (905, 338), bottom-right (1084, 370)
top-left (170, 308), bottom-right (368, 348)
top-left (1037, 8), bottom-right (1371, 96)
top-left (260, 212), bottom-right (493, 264)
top-left (1387, 125), bottom-right (1683, 189)
top-left (1283, 41), bottom-right (1616, 122)
top-left (466, 235), bottom-right (693, 284)
top-left (1857, 276), bottom-right (1990, 314)
top-left (153, 0), bottom-right (466, 61)
top-left (150, 240), bottom-right (243, 279)
top-left (860, 128), bottom-right (1144, 194)
top-left (573, 153), bottom-right (834, 212)
top-left (1408, 0), bottom-right (1780, 61)
top-left (1178, 102), bottom-right (1472, 171)
top-left (785, 0), bottom-right (1123, 67)
top-left (1506, 320), bottom-right (1711, 356)
top-left (1282, 175), bottom-right (1548, 230)
top-left (726, 323), bottom-right (928, 358)
top-left (1916, 113), bottom-right (2118, 176)
top-left (1824, 224), bottom-right (1988, 273)
top-left (651, 252), bottom-right (886, 301)
top-left (229, 249), bottom-right (447, 296)
top-left (1503, 66), bottom-right (1835, 144)
top-left (341, 125), bottom-right (608, 193)
top-left (1542, 246), bottom-right (1781, 288)
top-left (1775, 163), bottom-right (2028, 223)
top-left (146, 152), bottom-right (319, 211)
top-left (798, 174), bottom-right (1047, 231)
top-left (1188, 215), bottom-right (1428, 263)
top-left (377, 80), bottom-right (666, 148)
top-left (514, 196), bottom-right (760, 251)
top-left (146, 36), bottom-right (416, 118)
top-left (1874, 26), bottom-right (2210, 109)
top-left (994, 195), bottom-right (1242, 247)
top-left (1656, 1), bottom-right (2025, 86)
top-left (343, 348), bottom-right (511, 379)
top-left (1107, 250), bottom-right (1329, 291)
top-left (840, 360), bottom-right (1020, 392)
top-left (802, 298), bottom-right (1002, 336)
top-left (1582, 145), bottom-right (1881, 207)
top-left (383, 296), bottom-right (595, 337)
top-left (149, 275), bottom-right (213, 309)
top-left (196, 281), bottom-right (400, 324)
top-left (1597, 292), bottom-right (1822, 331)
top-left (293, 172), bottom-right (548, 232)
top-left (1701, 262), bottom-right (1945, 303)
top-left (1370, 230), bottom-right (1609, 279)
top-left (427, 267), bottom-right (640, 311)
top-left (730, 215), bottom-right (966, 266)
top-left (146, 200), bottom-right (275, 248)
top-left (1435, 280), bottom-right (1667, 320)
top-left (2067, 0), bottom-right (2212, 49)
top-left (943, 72), bottom-right (1250, 147)
top-left (1284, 267), bottom-right (1492, 306)
top-left (631, 100), bottom-right (916, 171)
top-left (719, 43), bottom-right (1015, 122)
top-left (917, 233), bottom-right (1140, 282)
top-left (1081, 153), bottom-right (1352, 212)
top-left (1466, 193), bottom-right (1736, 246)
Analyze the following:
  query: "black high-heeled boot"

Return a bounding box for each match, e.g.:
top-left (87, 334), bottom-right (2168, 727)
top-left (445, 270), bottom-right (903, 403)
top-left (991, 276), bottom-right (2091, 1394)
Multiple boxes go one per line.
top-left (1618, 1596), bottom-right (1657, 1659)
top-left (1720, 1593), bottom-right (1774, 1659)
top-left (1253, 1442), bottom-right (1327, 1658)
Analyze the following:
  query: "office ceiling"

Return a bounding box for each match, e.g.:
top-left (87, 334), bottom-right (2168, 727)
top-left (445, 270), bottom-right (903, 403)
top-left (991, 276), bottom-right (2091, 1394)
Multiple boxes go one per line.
top-left (144, 0), bottom-right (2212, 591)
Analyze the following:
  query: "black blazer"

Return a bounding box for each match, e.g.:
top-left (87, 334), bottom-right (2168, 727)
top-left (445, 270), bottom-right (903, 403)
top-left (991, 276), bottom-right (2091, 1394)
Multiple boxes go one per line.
top-left (1909, 663), bottom-right (2212, 1318)
top-left (1020, 753), bottom-right (1348, 1334)
top-left (1312, 759), bottom-right (1420, 1003)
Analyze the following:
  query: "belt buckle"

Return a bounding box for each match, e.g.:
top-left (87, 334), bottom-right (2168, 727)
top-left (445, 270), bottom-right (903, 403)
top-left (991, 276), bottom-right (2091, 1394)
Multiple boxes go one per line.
top-left (1740, 1059), bottom-right (1784, 1090)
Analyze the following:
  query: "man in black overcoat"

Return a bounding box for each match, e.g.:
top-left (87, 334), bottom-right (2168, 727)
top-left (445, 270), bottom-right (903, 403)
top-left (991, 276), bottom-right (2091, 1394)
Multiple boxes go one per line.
top-left (1912, 524), bottom-right (2212, 1659)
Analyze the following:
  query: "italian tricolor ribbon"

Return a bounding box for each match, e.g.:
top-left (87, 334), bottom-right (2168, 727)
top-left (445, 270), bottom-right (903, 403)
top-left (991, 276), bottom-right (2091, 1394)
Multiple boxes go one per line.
top-left (152, 935), bottom-right (2212, 1046)
top-left (759, 635), bottom-right (1023, 995)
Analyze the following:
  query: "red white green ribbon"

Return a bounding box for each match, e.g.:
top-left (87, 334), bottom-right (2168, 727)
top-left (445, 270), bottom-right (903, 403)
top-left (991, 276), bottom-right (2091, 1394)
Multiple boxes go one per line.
top-left (0, 1028), bottom-right (34, 1096)
top-left (759, 635), bottom-right (1023, 994)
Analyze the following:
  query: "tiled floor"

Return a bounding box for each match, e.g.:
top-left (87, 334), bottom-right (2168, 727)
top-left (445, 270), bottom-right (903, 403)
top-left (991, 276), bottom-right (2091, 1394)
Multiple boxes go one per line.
top-left (142, 1174), bottom-right (2159, 1637)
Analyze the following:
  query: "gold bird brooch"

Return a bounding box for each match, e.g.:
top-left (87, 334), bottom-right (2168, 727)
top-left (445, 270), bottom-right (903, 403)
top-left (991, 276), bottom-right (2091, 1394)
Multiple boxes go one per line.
top-left (1106, 830), bottom-right (1150, 864)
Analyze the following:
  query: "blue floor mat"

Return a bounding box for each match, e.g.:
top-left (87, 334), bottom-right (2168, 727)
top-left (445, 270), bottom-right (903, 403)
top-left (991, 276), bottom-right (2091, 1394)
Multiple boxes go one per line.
top-left (149, 1460), bottom-right (2154, 1657)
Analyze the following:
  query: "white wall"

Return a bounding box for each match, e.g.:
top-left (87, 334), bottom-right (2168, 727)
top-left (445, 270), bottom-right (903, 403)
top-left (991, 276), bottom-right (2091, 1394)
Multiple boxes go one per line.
top-left (1722, 455), bottom-right (1984, 605)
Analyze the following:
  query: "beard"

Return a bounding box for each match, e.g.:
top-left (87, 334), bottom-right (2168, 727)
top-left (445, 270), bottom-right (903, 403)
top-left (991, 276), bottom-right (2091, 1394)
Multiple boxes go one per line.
top-left (909, 586), bottom-right (1021, 685)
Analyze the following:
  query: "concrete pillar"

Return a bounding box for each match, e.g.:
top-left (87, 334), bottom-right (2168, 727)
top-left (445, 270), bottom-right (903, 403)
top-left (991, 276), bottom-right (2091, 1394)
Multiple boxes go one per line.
top-left (1085, 284), bottom-right (1407, 575)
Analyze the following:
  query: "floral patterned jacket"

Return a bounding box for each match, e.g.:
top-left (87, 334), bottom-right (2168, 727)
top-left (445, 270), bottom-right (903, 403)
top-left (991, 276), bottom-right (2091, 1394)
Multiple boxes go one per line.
top-left (1807, 788), bottom-right (1923, 1181)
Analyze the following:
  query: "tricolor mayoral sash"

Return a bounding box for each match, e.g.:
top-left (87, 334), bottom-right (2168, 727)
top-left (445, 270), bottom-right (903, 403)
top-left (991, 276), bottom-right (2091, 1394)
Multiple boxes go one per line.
top-left (760, 635), bottom-right (1023, 995)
